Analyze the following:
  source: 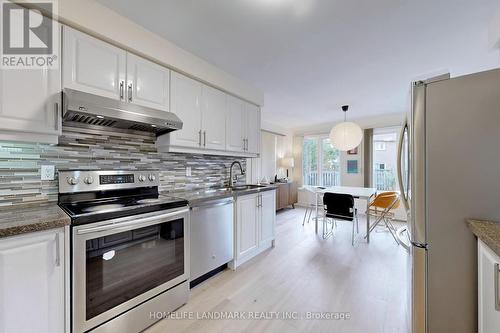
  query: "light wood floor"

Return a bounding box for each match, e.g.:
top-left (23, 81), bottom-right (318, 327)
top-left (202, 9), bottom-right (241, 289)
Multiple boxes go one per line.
top-left (145, 208), bottom-right (409, 333)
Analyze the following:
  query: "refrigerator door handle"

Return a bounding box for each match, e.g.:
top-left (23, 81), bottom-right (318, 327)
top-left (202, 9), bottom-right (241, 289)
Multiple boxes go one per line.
top-left (411, 81), bottom-right (427, 246)
top-left (397, 118), bottom-right (410, 212)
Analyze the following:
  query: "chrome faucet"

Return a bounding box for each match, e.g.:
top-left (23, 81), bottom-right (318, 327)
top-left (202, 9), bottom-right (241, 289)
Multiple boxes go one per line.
top-left (229, 161), bottom-right (245, 188)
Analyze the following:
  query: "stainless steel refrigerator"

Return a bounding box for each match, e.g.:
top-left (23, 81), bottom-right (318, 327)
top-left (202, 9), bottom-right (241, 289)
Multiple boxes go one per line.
top-left (396, 68), bottom-right (500, 333)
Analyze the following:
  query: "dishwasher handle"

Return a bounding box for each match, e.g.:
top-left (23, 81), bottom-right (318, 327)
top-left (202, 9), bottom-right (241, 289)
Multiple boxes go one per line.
top-left (191, 198), bottom-right (234, 211)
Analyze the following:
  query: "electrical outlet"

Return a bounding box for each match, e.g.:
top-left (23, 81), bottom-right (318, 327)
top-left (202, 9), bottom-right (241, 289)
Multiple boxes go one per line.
top-left (41, 165), bottom-right (55, 181)
top-left (186, 166), bottom-right (192, 177)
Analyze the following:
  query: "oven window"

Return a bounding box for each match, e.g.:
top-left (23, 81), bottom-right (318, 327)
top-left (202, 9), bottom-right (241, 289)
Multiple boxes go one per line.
top-left (85, 218), bottom-right (184, 320)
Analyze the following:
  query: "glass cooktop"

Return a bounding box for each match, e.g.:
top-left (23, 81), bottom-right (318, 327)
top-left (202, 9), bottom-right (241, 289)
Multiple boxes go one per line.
top-left (60, 195), bottom-right (188, 225)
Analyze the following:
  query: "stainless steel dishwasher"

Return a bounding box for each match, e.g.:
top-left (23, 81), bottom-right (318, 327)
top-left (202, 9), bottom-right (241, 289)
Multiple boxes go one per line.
top-left (190, 198), bottom-right (234, 284)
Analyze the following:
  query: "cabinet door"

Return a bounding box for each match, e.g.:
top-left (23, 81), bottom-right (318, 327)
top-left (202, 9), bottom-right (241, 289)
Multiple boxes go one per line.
top-left (169, 72), bottom-right (203, 148)
top-left (201, 85), bottom-right (227, 150)
top-left (236, 194), bottom-right (259, 258)
top-left (260, 190), bottom-right (276, 244)
top-left (289, 182), bottom-right (298, 206)
top-left (126, 53), bottom-right (170, 111)
top-left (278, 184), bottom-right (289, 210)
top-left (0, 228), bottom-right (65, 333)
top-left (226, 95), bottom-right (245, 152)
top-left (478, 240), bottom-right (500, 333)
top-left (63, 26), bottom-right (126, 100)
top-left (0, 23), bottom-right (61, 142)
top-left (245, 102), bottom-right (261, 154)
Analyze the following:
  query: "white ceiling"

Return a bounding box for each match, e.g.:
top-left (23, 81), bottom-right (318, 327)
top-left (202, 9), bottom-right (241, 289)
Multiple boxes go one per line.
top-left (96, 0), bottom-right (500, 130)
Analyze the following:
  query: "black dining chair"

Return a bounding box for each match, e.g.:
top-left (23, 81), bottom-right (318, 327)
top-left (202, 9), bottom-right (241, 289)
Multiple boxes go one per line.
top-left (322, 192), bottom-right (359, 245)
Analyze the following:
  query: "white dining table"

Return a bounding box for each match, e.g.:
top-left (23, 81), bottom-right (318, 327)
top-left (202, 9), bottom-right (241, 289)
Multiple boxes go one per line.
top-left (302, 185), bottom-right (377, 242)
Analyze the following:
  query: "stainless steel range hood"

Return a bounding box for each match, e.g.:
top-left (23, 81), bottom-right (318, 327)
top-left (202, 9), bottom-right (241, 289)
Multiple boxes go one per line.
top-left (62, 89), bottom-right (182, 135)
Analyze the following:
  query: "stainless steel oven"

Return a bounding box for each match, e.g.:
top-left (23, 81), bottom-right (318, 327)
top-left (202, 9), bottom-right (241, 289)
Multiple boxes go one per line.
top-left (73, 207), bottom-right (189, 332)
top-left (59, 170), bottom-right (190, 333)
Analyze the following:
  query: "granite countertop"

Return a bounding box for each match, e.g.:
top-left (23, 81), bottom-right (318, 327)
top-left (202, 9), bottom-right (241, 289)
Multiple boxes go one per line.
top-left (171, 184), bottom-right (277, 206)
top-left (0, 204), bottom-right (71, 239)
top-left (467, 219), bottom-right (500, 257)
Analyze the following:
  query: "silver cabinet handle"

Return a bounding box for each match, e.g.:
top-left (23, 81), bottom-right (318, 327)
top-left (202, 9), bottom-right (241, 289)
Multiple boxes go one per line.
top-left (128, 83), bottom-right (133, 102)
top-left (203, 131), bottom-right (206, 147)
top-left (77, 208), bottom-right (189, 235)
top-left (495, 263), bottom-right (500, 311)
top-left (54, 102), bottom-right (59, 131)
top-left (119, 81), bottom-right (124, 100)
top-left (55, 232), bottom-right (61, 267)
top-left (198, 130), bottom-right (202, 146)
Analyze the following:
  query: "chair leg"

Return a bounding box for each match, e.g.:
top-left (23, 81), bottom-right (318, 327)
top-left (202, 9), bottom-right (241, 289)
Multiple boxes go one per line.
top-left (302, 206), bottom-right (309, 226)
top-left (351, 218), bottom-right (355, 246)
top-left (384, 218), bottom-right (399, 244)
top-left (307, 207), bottom-right (312, 223)
top-left (356, 213), bottom-right (359, 233)
top-left (323, 216), bottom-right (333, 239)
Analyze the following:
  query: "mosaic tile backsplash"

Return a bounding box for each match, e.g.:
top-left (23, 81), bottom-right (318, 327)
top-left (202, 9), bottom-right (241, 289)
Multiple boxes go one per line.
top-left (0, 126), bottom-right (246, 208)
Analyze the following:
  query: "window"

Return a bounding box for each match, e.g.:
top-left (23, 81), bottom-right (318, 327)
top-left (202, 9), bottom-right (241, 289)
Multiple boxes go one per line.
top-left (372, 127), bottom-right (399, 191)
top-left (302, 137), bottom-right (318, 185)
top-left (375, 142), bottom-right (386, 151)
top-left (302, 136), bottom-right (340, 186)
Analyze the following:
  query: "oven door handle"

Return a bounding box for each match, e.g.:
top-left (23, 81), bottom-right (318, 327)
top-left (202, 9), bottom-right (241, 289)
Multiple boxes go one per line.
top-left (76, 208), bottom-right (189, 235)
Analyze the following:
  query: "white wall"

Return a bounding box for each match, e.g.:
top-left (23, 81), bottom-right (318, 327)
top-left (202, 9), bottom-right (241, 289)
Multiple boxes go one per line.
top-left (260, 131), bottom-right (277, 181)
top-left (292, 113), bottom-right (405, 137)
top-left (489, 7), bottom-right (500, 49)
top-left (38, 0), bottom-right (263, 106)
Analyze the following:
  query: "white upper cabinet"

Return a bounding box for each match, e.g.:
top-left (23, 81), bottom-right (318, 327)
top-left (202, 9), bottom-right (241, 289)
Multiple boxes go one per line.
top-left (0, 21), bottom-right (61, 144)
top-left (245, 102), bottom-right (261, 155)
top-left (63, 26), bottom-right (126, 100)
top-left (225, 97), bottom-right (260, 155)
top-left (0, 228), bottom-right (65, 333)
top-left (126, 53), bottom-right (170, 111)
top-left (226, 95), bottom-right (246, 152)
top-left (201, 85), bottom-right (226, 150)
top-left (169, 71), bottom-right (203, 148)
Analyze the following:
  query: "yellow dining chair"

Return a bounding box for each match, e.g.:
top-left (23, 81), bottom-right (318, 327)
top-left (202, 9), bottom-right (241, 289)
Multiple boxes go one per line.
top-left (366, 191), bottom-right (400, 244)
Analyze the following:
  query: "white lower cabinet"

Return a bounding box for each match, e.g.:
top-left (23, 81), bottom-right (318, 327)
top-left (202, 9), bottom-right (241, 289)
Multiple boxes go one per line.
top-left (0, 228), bottom-right (66, 333)
top-left (231, 190), bottom-right (276, 268)
top-left (478, 240), bottom-right (500, 333)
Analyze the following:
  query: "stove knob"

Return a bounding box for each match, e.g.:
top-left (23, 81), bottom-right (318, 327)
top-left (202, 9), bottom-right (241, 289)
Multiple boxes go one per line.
top-left (67, 177), bottom-right (79, 185)
top-left (84, 176), bottom-right (94, 185)
top-left (138, 175), bottom-right (146, 182)
top-left (148, 174), bottom-right (156, 182)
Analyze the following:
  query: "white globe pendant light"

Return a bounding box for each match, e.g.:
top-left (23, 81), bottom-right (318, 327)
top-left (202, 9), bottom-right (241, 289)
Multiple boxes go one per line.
top-left (329, 105), bottom-right (363, 151)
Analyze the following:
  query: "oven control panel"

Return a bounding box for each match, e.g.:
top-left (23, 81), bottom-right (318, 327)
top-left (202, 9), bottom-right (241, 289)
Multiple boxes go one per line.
top-left (58, 170), bottom-right (160, 193)
top-left (100, 174), bottom-right (135, 185)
